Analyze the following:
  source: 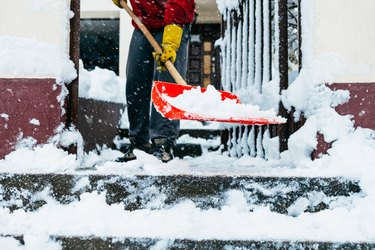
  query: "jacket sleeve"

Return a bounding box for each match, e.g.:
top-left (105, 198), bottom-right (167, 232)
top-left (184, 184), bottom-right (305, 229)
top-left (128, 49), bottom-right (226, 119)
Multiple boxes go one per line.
top-left (164, 0), bottom-right (195, 26)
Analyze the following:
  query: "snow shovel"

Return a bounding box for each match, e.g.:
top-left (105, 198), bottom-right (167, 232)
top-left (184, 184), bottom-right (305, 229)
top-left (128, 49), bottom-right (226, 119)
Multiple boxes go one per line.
top-left (119, 0), bottom-right (286, 125)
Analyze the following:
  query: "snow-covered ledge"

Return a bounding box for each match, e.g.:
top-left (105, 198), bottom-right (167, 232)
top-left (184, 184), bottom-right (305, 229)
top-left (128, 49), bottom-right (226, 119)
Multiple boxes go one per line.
top-left (0, 0), bottom-right (77, 158)
top-left (313, 0), bottom-right (375, 131)
top-left (282, 0), bottom-right (375, 159)
top-left (314, 0), bottom-right (375, 155)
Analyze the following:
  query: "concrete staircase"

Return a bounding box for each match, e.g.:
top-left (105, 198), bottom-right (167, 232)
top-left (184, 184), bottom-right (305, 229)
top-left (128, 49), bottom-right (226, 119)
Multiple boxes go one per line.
top-left (50, 237), bottom-right (375, 249)
top-left (0, 173), bottom-right (373, 249)
top-left (0, 119), bottom-right (373, 249)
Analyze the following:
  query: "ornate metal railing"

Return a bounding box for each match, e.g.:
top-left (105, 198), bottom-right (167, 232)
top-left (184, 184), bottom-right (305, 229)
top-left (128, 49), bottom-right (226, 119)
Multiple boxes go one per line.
top-left (219, 0), bottom-right (301, 158)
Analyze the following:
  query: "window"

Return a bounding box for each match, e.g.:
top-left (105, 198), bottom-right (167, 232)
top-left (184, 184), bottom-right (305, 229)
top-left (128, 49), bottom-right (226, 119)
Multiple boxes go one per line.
top-left (80, 19), bottom-right (120, 75)
top-left (187, 24), bottom-right (221, 89)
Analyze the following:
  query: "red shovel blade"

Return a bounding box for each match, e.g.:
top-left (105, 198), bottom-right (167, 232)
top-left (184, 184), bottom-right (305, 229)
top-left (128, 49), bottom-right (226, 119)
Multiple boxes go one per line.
top-left (151, 81), bottom-right (286, 125)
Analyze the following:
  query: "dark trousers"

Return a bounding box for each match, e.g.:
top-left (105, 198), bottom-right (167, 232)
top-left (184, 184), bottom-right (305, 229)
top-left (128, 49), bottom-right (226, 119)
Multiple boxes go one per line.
top-left (126, 27), bottom-right (190, 146)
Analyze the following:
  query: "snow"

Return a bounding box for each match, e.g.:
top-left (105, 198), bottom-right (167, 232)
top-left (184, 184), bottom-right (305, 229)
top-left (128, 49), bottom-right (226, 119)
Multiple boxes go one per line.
top-left (0, 0), bottom-right (375, 248)
top-left (79, 61), bottom-right (126, 104)
top-left (29, 119), bottom-right (40, 126)
top-left (279, 2), bottom-right (355, 167)
top-left (1, 114), bottom-right (9, 121)
top-left (163, 85), bottom-right (286, 122)
top-left (1, 144), bottom-right (78, 174)
top-left (0, 118), bottom-right (375, 247)
top-left (0, 189), bottom-right (370, 242)
top-left (216, 0), bottom-right (240, 15)
top-left (0, 36), bottom-right (76, 83)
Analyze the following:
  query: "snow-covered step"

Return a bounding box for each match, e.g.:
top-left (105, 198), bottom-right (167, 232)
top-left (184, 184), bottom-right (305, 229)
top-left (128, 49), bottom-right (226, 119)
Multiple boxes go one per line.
top-left (117, 140), bottom-right (219, 158)
top-left (55, 237), bottom-right (375, 249)
top-left (178, 128), bottom-right (221, 140)
top-left (1, 235), bottom-right (374, 249)
top-left (50, 237), bottom-right (375, 249)
top-left (117, 128), bottom-right (222, 158)
top-left (118, 128), bottom-right (221, 140)
top-left (0, 173), bottom-right (361, 214)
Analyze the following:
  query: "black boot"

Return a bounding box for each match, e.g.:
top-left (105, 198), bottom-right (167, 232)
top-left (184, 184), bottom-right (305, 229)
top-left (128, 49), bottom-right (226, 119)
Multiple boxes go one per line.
top-left (152, 138), bottom-right (174, 163)
top-left (116, 139), bottom-right (154, 162)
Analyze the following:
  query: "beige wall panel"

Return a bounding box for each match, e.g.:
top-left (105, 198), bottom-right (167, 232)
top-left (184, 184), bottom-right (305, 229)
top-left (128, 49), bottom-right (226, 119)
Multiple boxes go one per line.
top-left (0, 0), bottom-right (71, 54)
top-left (81, 0), bottom-right (119, 18)
top-left (313, 0), bottom-right (375, 83)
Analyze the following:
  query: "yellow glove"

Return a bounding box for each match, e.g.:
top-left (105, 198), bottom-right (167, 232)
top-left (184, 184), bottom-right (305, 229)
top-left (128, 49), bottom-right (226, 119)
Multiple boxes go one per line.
top-left (153, 24), bottom-right (183, 71)
top-left (112, 0), bottom-right (125, 8)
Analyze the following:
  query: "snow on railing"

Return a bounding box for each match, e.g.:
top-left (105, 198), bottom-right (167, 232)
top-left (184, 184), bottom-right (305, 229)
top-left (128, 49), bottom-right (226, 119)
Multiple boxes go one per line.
top-left (218, 0), bottom-right (297, 159)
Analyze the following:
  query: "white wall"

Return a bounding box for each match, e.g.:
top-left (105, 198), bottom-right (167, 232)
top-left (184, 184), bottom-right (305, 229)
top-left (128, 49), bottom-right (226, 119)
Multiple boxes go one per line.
top-left (81, 0), bottom-right (133, 80)
top-left (0, 0), bottom-right (71, 54)
top-left (313, 0), bottom-right (375, 83)
top-left (0, 0), bottom-right (74, 79)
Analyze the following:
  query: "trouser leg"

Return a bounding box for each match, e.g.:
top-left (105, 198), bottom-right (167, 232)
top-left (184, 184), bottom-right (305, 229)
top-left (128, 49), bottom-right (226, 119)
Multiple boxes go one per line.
top-left (125, 29), bottom-right (154, 144)
top-left (150, 26), bottom-right (190, 146)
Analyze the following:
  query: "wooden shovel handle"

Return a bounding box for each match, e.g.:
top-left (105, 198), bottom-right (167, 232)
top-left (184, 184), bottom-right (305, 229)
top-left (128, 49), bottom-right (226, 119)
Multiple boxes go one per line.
top-left (119, 0), bottom-right (188, 86)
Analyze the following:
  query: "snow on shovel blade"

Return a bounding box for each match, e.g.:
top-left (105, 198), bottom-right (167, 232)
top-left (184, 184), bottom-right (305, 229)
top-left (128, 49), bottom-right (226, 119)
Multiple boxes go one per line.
top-left (151, 81), bottom-right (286, 125)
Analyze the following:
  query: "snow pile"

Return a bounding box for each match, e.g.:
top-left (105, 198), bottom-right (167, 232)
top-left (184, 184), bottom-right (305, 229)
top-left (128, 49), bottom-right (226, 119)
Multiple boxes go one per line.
top-left (0, 143), bottom-right (78, 174)
top-left (0, 36), bottom-right (76, 83)
top-left (0, 112), bottom-right (375, 245)
top-left (79, 61), bottom-right (126, 103)
top-left (163, 85), bottom-right (286, 123)
top-left (0, 126), bottom-right (84, 173)
top-left (216, 0), bottom-right (241, 14)
top-left (0, 190), bottom-right (369, 242)
top-left (279, 1), bottom-right (354, 167)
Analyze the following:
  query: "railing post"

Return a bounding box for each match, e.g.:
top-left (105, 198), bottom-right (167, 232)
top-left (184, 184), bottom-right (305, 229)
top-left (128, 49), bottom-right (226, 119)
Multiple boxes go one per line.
top-left (297, 0), bottom-right (302, 71)
top-left (277, 0), bottom-right (290, 152)
top-left (67, 0), bottom-right (80, 154)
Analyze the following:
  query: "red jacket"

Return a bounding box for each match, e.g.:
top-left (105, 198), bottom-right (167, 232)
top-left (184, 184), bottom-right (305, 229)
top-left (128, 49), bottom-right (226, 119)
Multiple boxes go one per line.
top-left (130, 0), bottom-right (195, 30)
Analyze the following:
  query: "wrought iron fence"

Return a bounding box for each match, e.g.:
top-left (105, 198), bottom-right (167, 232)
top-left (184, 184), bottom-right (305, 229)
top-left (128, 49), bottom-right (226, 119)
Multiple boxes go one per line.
top-left (219, 0), bottom-right (301, 158)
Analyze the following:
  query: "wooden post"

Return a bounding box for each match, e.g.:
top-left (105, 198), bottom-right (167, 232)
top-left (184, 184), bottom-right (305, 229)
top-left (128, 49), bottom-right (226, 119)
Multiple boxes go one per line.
top-left (298, 0), bottom-right (302, 71)
top-left (278, 0), bottom-right (290, 152)
top-left (67, 0), bottom-right (80, 154)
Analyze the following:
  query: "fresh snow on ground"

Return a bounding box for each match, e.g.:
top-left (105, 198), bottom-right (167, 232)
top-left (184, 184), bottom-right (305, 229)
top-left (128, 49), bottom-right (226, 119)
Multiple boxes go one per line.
top-left (0, 123), bottom-right (375, 248)
top-left (0, 36), bottom-right (76, 83)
